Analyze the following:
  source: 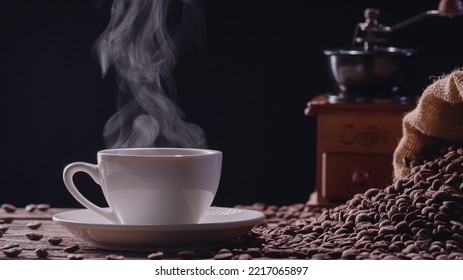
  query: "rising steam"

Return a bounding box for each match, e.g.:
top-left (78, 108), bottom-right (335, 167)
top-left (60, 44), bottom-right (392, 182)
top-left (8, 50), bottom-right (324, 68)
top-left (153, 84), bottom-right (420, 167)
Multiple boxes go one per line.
top-left (94, 0), bottom-right (206, 148)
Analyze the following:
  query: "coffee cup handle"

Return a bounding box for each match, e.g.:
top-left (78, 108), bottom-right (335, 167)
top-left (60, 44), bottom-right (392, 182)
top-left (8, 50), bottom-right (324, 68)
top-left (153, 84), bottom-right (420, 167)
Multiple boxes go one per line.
top-left (63, 162), bottom-right (119, 224)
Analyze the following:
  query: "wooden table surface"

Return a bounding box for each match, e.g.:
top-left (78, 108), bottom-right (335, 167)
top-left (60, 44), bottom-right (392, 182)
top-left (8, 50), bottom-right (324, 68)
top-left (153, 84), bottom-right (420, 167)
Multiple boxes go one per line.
top-left (0, 207), bottom-right (217, 260)
top-left (0, 203), bottom-right (325, 260)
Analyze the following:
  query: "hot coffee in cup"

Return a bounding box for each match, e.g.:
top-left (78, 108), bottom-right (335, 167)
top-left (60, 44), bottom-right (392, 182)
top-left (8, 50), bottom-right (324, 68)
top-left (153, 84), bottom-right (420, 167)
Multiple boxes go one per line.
top-left (63, 148), bottom-right (222, 225)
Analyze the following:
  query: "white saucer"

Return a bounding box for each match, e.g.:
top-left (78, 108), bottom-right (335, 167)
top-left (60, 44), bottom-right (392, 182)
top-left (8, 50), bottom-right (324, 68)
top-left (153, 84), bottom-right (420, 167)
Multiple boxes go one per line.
top-left (52, 207), bottom-right (265, 252)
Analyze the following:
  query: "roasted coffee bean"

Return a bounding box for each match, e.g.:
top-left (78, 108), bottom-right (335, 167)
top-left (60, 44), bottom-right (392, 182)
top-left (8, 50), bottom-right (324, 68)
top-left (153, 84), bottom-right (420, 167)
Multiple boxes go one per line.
top-left (365, 188), bottom-right (381, 199)
top-left (214, 252), bottom-right (234, 260)
top-left (432, 191), bottom-right (450, 203)
top-left (2, 247), bottom-right (21, 257)
top-left (177, 250), bottom-right (197, 259)
top-left (409, 219), bottom-right (425, 228)
top-left (47, 237), bottom-right (63, 246)
top-left (395, 221), bottom-right (409, 233)
top-left (1, 203), bottom-right (16, 213)
top-left (1, 243), bottom-right (19, 250)
top-left (147, 251), bottom-right (164, 260)
top-left (391, 213), bottom-right (406, 223)
top-left (235, 254), bottom-right (253, 260)
top-left (36, 204), bottom-right (50, 211)
top-left (26, 233), bottom-right (43, 241)
top-left (67, 254), bottom-right (83, 260)
top-left (245, 248), bottom-right (263, 258)
top-left (421, 206), bottom-right (435, 216)
top-left (196, 250), bottom-right (215, 259)
top-left (1, 217), bottom-right (13, 224)
top-left (25, 204), bottom-right (36, 212)
top-left (26, 222), bottom-right (42, 230)
top-left (341, 249), bottom-right (358, 260)
top-left (355, 213), bottom-right (370, 224)
top-left (378, 226), bottom-right (396, 236)
top-left (63, 244), bottom-right (80, 253)
top-left (106, 254), bottom-right (124, 260)
top-left (35, 248), bottom-right (49, 259)
top-left (0, 225), bottom-right (7, 233)
top-left (263, 249), bottom-right (289, 258)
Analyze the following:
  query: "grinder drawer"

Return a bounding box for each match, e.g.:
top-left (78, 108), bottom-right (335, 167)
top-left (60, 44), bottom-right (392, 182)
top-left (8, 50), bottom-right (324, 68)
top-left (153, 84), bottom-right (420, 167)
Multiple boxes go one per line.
top-left (321, 152), bottom-right (394, 203)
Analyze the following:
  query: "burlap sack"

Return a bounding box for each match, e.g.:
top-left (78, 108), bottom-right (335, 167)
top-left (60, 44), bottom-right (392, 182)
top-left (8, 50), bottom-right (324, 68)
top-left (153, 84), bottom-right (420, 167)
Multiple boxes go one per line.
top-left (393, 69), bottom-right (463, 178)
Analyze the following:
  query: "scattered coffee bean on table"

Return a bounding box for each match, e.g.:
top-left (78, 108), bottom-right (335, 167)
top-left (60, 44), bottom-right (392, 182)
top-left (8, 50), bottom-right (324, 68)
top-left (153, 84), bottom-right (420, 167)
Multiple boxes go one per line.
top-left (2, 247), bottom-right (22, 257)
top-left (67, 254), bottom-right (83, 260)
top-left (63, 244), bottom-right (80, 253)
top-left (106, 254), bottom-right (124, 260)
top-left (1, 243), bottom-right (19, 250)
top-left (177, 250), bottom-right (197, 259)
top-left (26, 222), bottom-right (42, 230)
top-left (0, 225), bottom-right (9, 233)
top-left (25, 233), bottom-right (43, 241)
top-left (36, 204), bottom-right (50, 211)
top-left (147, 251), bottom-right (164, 260)
top-left (213, 252), bottom-right (234, 260)
top-left (1, 218), bottom-right (13, 224)
top-left (47, 237), bottom-right (63, 246)
top-left (35, 248), bottom-right (49, 259)
top-left (1, 203), bottom-right (16, 213)
top-left (25, 204), bottom-right (36, 212)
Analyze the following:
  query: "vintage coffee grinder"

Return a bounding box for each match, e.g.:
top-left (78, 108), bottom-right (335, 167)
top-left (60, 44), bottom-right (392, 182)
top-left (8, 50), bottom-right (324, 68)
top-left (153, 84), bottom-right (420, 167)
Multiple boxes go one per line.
top-left (306, 0), bottom-right (463, 205)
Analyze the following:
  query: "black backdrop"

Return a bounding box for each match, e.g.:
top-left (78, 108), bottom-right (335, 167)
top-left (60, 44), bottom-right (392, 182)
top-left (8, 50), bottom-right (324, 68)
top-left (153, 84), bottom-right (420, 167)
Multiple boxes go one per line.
top-left (1, 0), bottom-right (463, 208)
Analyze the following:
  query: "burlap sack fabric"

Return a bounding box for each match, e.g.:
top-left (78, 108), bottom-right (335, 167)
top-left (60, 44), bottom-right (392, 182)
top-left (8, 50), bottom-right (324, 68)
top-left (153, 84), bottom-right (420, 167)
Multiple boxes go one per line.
top-left (393, 69), bottom-right (463, 178)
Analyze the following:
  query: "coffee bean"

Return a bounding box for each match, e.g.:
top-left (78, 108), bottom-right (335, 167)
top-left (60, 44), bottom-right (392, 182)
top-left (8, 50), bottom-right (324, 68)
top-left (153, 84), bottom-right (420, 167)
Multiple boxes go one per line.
top-left (177, 250), bottom-right (197, 259)
top-left (147, 251), bottom-right (164, 260)
top-left (26, 222), bottom-right (42, 230)
top-left (47, 237), bottom-right (63, 246)
top-left (341, 249), bottom-right (358, 259)
top-left (1, 217), bottom-right (13, 224)
top-left (25, 204), bottom-right (36, 212)
top-left (0, 225), bottom-right (8, 233)
top-left (449, 252), bottom-right (463, 259)
top-left (263, 249), bottom-right (289, 258)
top-left (391, 213), bottom-right (406, 223)
top-left (365, 188), bottom-right (381, 199)
top-left (1, 203), bottom-right (16, 213)
top-left (36, 204), bottom-right (50, 211)
top-left (395, 221), bottom-right (409, 233)
top-left (245, 248), bottom-right (263, 258)
top-left (1, 243), bottom-right (19, 250)
top-left (35, 248), bottom-right (49, 259)
top-left (2, 247), bottom-right (21, 257)
top-left (409, 219), bottom-right (425, 228)
top-left (435, 213), bottom-right (450, 223)
top-left (63, 244), bottom-right (80, 253)
top-left (421, 206), bottom-right (435, 216)
top-left (236, 253), bottom-right (253, 260)
top-left (67, 254), bottom-right (83, 260)
top-left (214, 252), bottom-right (234, 260)
top-left (379, 226), bottom-right (396, 236)
top-left (355, 213), bottom-right (370, 224)
top-left (26, 233), bottom-right (43, 241)
top-left (106, 254), bottom-right (124, 260)
top-left (432, 191), bottom-right (450, 203)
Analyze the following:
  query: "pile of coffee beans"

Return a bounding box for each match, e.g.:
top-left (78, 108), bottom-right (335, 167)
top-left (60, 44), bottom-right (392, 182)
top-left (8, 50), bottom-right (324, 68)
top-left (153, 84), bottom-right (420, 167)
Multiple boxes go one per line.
top-left (221, 145), bottom-right (463, 259)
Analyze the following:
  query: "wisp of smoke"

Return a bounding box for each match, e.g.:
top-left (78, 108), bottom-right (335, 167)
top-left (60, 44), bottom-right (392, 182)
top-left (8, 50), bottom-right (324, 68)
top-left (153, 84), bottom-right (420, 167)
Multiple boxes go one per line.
top-left (94, 0), bottom-right (206, 148)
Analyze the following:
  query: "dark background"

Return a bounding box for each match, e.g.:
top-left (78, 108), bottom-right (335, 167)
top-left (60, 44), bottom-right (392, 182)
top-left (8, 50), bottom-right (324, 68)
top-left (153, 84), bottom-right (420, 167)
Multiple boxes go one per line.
top-left (1, 0), bottom-right (462, 208)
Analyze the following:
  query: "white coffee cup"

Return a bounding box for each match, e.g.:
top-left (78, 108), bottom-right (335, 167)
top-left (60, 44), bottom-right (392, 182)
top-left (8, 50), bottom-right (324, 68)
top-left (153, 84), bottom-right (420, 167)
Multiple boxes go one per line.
top-left (63, 148), bottom-right (222, 225)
